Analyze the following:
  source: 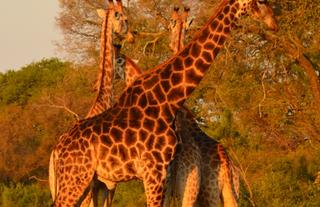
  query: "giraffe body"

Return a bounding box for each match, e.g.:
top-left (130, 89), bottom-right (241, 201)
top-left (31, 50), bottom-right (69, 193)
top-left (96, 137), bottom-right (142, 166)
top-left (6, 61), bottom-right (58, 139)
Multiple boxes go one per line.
top-left (51, 0), bottom-right (278, 206)
top-left (164, 108), bottom-right (239, 207)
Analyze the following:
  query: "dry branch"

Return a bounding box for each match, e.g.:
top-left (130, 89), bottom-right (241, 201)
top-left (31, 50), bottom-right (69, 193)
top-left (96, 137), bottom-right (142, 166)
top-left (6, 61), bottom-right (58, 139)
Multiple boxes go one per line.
top-left (45, 103), bottom-right (80, 121)
top-left (143, 36), bottom-right (161, 56)
top-left (258, 70), bottom-right (268, 118)
top-left (135, 31), bottom-right (166, 38)
top-left (36, 96), bottom-right (80, 121)
top-left (29, 176), bottom-right (48, 183)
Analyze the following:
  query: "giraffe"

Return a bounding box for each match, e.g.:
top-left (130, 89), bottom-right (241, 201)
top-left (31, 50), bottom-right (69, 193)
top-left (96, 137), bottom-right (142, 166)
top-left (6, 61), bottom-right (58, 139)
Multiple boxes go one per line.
top-left (87, 6), bottom-right (238, 207)
top-left (165, 6), bottom-right (241, 207)
top-left (49, 0), bottom-right (131, 206)
top-left (50, 0), bottom-right (278, 206)
top-left (82, 1), bottom-right (133, 206)
top-left (86, 0), bottom-right (129, 118)
top-left (84, 9), bottom-right (144, 207)
top-left (166, 108), bottom-right (240, 207)
top-left (91, 3), bottom-right (276, 206)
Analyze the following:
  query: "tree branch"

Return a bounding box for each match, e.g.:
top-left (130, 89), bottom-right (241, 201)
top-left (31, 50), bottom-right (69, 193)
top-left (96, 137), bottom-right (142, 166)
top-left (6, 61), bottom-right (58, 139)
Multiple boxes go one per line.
top-left (69, 28), bottom-right (97, 39)
top-left (29, 176), bottom-right (48, 183)
top-left (229, 148), bottom-right (256, 207)
top-left (248, 26), bottom-right (320, 114)
top-left (134, 31), bottom-right (166, 38)
top-left (45, 104), bottom-right (80, 121)
top-left (258, 70), bottom-right (268, 118)
top-left (36, 96), bottom-right (80, 121)
top-left (143, 36), bottom-right (161, 56)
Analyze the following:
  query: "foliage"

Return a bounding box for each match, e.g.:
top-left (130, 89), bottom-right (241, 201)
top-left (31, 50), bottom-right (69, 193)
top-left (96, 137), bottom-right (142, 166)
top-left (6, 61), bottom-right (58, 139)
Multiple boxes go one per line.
top-left (0, 58), bottom-right (68, 106)
top-left (112, 181), bottom-right (146, 207)
top-left (0, 183), bottom-right (52, 207)
top-left (0, 59), bottom-right (96, 182)
top-left (236, 142), bottom-right (320, 207)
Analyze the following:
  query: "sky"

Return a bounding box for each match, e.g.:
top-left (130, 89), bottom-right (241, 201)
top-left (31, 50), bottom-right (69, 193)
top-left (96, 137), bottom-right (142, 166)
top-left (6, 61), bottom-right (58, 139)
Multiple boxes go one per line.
top-left (0, 0), bottom-right (62, 72)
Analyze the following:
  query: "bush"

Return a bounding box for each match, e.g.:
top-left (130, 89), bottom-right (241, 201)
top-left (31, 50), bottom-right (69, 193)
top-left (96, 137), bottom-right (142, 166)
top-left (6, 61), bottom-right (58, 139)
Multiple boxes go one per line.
top-left (0, 183), bottom-right (52, 207)
top-left (237, 146), bottom-right (320, 207)
top-left (111, 180), bottom-right (146, 207)
top-left (0, 58), bottom-right (68, 106)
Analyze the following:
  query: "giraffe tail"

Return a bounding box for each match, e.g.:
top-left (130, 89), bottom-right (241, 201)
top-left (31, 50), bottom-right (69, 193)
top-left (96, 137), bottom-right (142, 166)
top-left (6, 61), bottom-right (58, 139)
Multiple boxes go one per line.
top-left (217, 144), bottom-right (239, 207)
top-left (230, 162), bottom-right (240, 199)
top-left (49, 150), bottom-right (57, 202)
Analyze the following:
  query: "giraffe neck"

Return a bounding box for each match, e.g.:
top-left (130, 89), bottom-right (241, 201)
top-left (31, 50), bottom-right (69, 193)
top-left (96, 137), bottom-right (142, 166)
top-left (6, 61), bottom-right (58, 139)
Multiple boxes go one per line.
top-left (113, 44), bottom-right (143, 86)
top-left (87, 10), bottom-right (114, 118)
top-left (115, 0), bottom-right (245, 123)
top-left (170, 0), bottom-right (242, 98)
top-left (170, 20), bottom-right (184, 54)
top-left (124, 58), bottom-right (143, 85)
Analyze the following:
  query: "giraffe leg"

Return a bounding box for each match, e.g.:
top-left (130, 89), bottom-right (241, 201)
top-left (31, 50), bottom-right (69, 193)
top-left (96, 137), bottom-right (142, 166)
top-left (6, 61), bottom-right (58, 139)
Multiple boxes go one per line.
top-left (94, 177), bottom-right (117, 207)
top-left (79, 178), bottom-right (108, 207)
top-left (175, 144), bottom-right (201, 207)
top-left (94, 181), bottom-right (115, 207)
top-left (49, 151), bottom-right (57, 202)
top-left (197, 172), bottom-right (220, 207)
top-left (197, 158), bottom-right (220, 207)
top-left (91, 180), bottom-right (102, 207)
top-left (143, 168), bottom-right (169, 207)
top-left (54, 166), bottom-right (95, 207)
top-left (143, 151), bottom-right (173, 207)
top-left (83, 179), bottom-right (101, 207)
top-left (104, 188), bottom-right (115, 207)
top-left (81, 188), bottom-right (93, 207)
top-left (163, 162), bottom-right (176, 207)
top-left (220, 164), bottom-right (239, 207)
top-left (178, 164), bottom-right (200, 207)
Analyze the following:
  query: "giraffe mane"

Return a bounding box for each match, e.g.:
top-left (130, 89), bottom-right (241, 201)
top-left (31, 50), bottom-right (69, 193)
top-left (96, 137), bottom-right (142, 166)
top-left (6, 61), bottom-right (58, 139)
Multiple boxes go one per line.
top-left (96, 10), bottom-right (111, 95)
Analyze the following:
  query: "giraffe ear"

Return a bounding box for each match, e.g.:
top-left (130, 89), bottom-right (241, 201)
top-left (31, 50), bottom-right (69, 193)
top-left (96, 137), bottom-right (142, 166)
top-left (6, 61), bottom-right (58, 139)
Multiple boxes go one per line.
top-left (184, 7), bottom-right (190, 13)
top-left (97, 9), bottom-right (106, 18)
top-left (173, 6), bottom-right (180, 12)
top-left (108, 0), bottom-right (115, 8)
top-left (116, 0), bottom-right (123, 12)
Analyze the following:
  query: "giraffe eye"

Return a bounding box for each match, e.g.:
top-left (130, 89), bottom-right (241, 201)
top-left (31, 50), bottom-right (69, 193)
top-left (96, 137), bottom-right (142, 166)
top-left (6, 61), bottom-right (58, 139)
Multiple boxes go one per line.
top-left (115, 12), bottom-right (120, 20)
top-left (258, 0), bottom-right (267, 4)
top-left (170, 19), bottom-right (177, 27)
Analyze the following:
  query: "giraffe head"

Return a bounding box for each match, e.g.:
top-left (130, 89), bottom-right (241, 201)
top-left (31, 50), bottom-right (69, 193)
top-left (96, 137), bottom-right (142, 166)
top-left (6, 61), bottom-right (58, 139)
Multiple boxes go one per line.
top-left (168, 6), bottom-right (180, 31)
top-left (168, 6), bottom-right (193, 35)
top-left (97, 0), bottom-right (129, 37)
top-left (181, 7), bottom-right (194, 33)
top-left (250, 0), bottom-right (278, 31)
top-left (168, 6), bottom-right (194, 53)
top-left (235, 0), bottom-right (278, 31)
